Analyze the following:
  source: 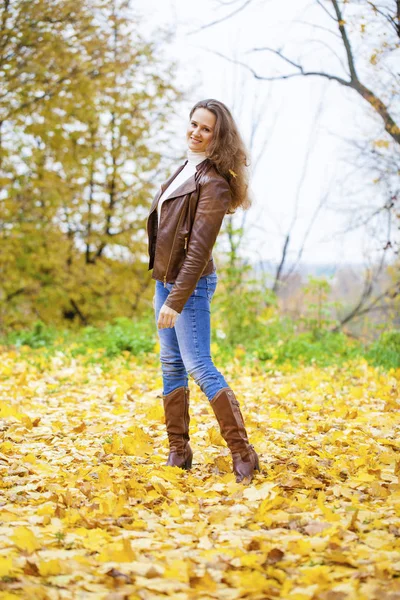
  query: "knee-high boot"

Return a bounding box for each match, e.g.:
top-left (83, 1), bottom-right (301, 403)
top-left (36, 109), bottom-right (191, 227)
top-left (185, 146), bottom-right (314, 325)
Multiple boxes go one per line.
top-left (162, 386), bottom-right (193, 470)
top-left (210, 387), bottom-right (260, 483)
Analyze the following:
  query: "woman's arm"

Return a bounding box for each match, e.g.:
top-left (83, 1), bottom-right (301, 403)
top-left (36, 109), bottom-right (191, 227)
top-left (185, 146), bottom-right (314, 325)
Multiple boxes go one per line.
top-left (163, 176), bottom-right (232, 314)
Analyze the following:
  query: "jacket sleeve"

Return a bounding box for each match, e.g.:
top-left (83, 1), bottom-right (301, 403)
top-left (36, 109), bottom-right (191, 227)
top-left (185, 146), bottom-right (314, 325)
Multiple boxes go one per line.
top-left (163, 175), bottom-right (232, 314)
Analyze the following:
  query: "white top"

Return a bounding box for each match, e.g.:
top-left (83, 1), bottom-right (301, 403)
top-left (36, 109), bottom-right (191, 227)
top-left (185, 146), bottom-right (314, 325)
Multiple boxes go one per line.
top-left (157, 149), bottom-right (207, 225)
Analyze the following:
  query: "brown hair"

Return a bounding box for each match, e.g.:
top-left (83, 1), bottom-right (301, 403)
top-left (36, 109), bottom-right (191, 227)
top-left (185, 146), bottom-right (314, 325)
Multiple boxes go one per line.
top-left (189, 99), bottom-right (251, 213)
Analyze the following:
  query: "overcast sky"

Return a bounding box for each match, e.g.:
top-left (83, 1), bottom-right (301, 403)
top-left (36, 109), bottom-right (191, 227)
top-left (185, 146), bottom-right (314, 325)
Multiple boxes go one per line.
top-left (135, 0), bottom-right (387, 268)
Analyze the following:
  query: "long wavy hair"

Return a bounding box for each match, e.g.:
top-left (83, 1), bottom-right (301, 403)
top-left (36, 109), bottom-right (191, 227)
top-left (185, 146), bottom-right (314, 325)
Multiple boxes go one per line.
top-left (189, 99), bottom-right (251, 213)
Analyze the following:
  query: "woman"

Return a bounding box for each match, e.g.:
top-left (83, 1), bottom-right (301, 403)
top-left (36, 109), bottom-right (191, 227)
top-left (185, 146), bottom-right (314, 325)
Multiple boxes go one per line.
top-left (146, 99), bottom-right (260, 484)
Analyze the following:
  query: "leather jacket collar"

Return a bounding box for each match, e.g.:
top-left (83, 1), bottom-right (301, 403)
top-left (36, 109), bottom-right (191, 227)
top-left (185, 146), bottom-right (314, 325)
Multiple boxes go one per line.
top-left (148, 158), bottom-right (212, 218)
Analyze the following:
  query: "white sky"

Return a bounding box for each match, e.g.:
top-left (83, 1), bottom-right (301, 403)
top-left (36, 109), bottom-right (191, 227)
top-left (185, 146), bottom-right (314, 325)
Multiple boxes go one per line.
top-left (135, 0), bottom-right (390, 268)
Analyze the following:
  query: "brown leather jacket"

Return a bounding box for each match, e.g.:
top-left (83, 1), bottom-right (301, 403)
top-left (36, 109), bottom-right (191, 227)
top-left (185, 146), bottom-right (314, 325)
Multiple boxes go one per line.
top-left (146, 158), bottom-right (232, 314)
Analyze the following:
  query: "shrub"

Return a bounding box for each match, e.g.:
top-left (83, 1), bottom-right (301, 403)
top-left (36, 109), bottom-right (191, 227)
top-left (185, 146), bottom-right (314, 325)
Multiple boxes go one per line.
top-left (72, 316), bottom-right (156, 358)
top-left (366, 330), bottom-right (400, 369)
top-left (3, 320), bottom-right (60, 349)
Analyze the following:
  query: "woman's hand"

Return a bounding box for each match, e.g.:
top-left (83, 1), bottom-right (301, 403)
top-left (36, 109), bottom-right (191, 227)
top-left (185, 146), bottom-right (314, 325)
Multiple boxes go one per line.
top-left (157, 303), bottom-right (180, 329)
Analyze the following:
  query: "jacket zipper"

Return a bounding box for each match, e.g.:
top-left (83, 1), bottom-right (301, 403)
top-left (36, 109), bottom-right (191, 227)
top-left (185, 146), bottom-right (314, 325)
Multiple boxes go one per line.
top-left (163, 207), bottom-right (186, 287)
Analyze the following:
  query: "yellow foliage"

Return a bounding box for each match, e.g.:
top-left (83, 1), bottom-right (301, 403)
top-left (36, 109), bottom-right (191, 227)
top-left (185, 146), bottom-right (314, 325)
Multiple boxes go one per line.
top-left (38, 559), bottom-right (65, 577)
top-left (373, 139), bottom-right (390, 148)
top-left (122, 434), bottom-right (152, 457)
top-left (97, 538), bottom-right (136, 563)
top-left (0, 557), bottom-right (14, 577)
top-left (11, 527), bottom-right (41, 553)
top-left (163, 559), bottom-right (190, 583)
top-left (0, 349), bottom-right (399, 598)
top-left (208, 426), bottom-right (225, 446)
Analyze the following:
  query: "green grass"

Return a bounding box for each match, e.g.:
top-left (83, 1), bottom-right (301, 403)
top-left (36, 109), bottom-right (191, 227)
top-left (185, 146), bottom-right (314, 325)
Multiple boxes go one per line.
top-left (1, 317), bottom-right (399, 371)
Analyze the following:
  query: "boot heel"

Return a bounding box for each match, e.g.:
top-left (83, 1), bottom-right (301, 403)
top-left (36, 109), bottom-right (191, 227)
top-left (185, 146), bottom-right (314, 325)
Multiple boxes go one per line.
top-left (184, 455), bottom-right (193, 470)
top-left (254, 454), bottom-right (260, 471)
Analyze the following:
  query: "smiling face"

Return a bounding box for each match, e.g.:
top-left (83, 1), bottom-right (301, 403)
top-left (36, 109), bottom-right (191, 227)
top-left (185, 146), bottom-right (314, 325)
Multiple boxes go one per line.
top-left (186, 108), bottom-right (216, 153)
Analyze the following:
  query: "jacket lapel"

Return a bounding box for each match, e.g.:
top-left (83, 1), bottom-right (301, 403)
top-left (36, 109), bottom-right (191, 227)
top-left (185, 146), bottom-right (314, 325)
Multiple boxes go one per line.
top-left (148, 162), bottom-right (187, 216)
top-left (163, 158), bottom-right (212, 200)
top-left (148, 158), bottom-right (212, 216)
top-left (164, 175), bottom-right (197, 200)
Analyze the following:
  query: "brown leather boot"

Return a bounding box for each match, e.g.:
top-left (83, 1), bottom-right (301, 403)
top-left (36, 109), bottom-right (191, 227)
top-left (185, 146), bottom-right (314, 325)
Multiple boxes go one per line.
top-left (210, 387), bottom-right (260, 483)
top-left (162, 386), bottom-right (193, 470)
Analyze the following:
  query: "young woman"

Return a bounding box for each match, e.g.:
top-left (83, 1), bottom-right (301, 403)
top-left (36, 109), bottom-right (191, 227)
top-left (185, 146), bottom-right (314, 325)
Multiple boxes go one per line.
top-left (146, 99), bottom-right (260, 484)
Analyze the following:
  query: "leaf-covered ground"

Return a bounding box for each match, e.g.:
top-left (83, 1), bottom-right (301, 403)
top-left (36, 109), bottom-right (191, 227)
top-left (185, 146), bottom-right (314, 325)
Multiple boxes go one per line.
top-left (0, 348), bottom-right (399, 600)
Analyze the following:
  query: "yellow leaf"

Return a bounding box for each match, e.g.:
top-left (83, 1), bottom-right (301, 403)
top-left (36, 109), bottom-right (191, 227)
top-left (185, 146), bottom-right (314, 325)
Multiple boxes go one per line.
top-left (98, 538), bottom-right (136, 563)
top-left (0, 402), bottom-right (26, 420)
top-left (317, 492), bottom-right (341, 522)
top-left (96, 464), bottom-right (113, 487)
top-left (211, 342), bottom-right (219, 355)
top-left (287, 539), bottom-right (312, 556)
top-left (299, 565), bottom-right (331, 585)
top-left (122, 433), bottom-right (152, 457)
top-left (0, 510), bottom-right (18, 522)
top-left (240, 553), bottom-right (263, 567)
top-left (164, 559), bottom-right (190, 583)
top-left (110, 434), bottom-right (123, 454)
top-left (38, 559), bottom-right (64, 577)
top-left (126, 424), bottom-right (153, 439)
top-left (166, 502), bottom-right (181, 518)
top-left (77, 528), bottom-right (112, 551)
top-left (0, 557), bottom-right (14, 577)
top-left (229, 569), bottom-right (271, 592)
top-left (146, 403), bottom-right (164, 421)
top-left (208, 426), bottom-right (225, 446)
top-left (373, 139), bottom-right (390, 148)
top-left (354, 471), bottom-right (375, 482)
top-left (368, 481), bottom-right (389, 498)
top-left (112, 404), bottom-right (129, 415)
top-left (190, 570), bottom-right (217, 591)
top-left (213, 455), bottom-right (231, 473)
top-left (11, 526), bottom-right (41, 553)
top-left (36, 504), bottom-right (55, 517)
top-left (0, 441), bottom-right (14, 454)
top-left (23, 453), bottom-right (36, 464)
top-left (234, 345), bottom-right (246, 359)
top-left (243, 482), bottom-right (276, 501)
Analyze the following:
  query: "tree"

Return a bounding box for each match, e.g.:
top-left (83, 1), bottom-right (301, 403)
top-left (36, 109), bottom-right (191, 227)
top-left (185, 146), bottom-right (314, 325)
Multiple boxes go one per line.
top-left (201, 0), bottom-right (400, 329)
top-left (0, 0), bottom-right (181, 330)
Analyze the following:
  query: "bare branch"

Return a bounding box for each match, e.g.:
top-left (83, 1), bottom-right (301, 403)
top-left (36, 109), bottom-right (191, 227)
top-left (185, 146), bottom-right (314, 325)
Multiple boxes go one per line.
top-left (218, 0), bottom-right (249, 5)
top-left (397, 0), bottom-right (400, 36)
top-left (272, 89), bottom-right (328, 292)
top-left (316, 0), bottom-right (337, 21)
top-left (69, 298), bottom-right (88, 326)
top-left (304, 38), bottom-right (349, 74)
top-left (285, 190), bottom-right (330, 281)
top-left (335, 279), bottom-right (400, 329)
top-left (246, 41), bottom-right (400, 145)
top-left (187, 0), bottom-right (254, 35)
top-left (330, 0), bottom-right (358, 81)
top-left (5, 287), bottom-right (29, 302)
top-left (296, 19), bottom-right (341, 39)
top-left (367, 1), bottom-right (400, 38)
top-left (272, 234), bottom-right (290, 294)
top-left (247, 46), bottom-right (352, 85)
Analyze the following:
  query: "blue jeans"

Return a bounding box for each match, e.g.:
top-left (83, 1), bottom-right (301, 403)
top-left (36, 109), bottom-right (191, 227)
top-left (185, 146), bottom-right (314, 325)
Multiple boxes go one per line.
top-left (154, 272), bottom-right (229, 402)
